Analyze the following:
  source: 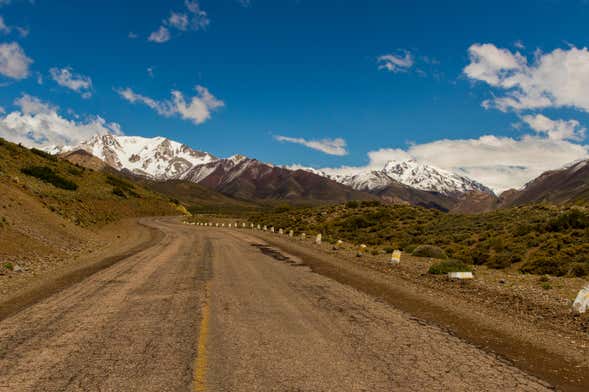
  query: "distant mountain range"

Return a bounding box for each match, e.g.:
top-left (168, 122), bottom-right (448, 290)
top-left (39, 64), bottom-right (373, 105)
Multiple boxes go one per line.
top-left (48, 134), bottom-right (589, 211)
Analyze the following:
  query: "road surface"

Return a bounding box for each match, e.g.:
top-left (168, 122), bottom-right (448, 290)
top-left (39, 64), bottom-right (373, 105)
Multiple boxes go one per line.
top-left (0, 218), bottom-right (553, 391)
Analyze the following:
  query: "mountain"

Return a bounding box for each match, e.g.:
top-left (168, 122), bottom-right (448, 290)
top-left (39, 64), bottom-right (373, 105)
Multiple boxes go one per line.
top-left (180, 156), bottom-right (376, 204)
top-left (48, 134), bottom-right (217, 180)
top-left (322, 159), bottom-right (492, 196)
top-left (50, 135), bottom-right (496, 210)
top-left (499, 159), bottom-right (589, 206)
top-left (51, 135), bottom-right (375, 205)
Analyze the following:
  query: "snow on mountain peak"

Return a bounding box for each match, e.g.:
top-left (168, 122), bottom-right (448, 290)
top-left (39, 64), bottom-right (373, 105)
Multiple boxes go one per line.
top-left (318, 159), bottom-right (492, 195)
top-left (49, 134), bottom-right (218, 180)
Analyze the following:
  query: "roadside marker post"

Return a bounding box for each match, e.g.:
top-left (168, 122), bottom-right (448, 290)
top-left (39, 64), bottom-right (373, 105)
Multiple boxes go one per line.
top-left (391, 250), bottom-right (402, 265)
top-left (228, 223), bottom-right (232, 228)
top-left (448, 272), bottom-right (474, 280)
top-left (289, 230), bottom-right (294, 237)
top-left (357, 244), bottom-right (367, 257)
top-left (573, 285), bottom-right (589, 314)
top-left (263, 225), bottom-right (267, 231)
top-left (243, 223), bottom-right (247, 228)
top-left (279, 228), bottom-right (284, 235)
top-left (301, 233), bottom-right (306, 240)
top-left (315, 234), bottom-right (322, 245)
top-left (257, 224), bottom-right (261, 230)
top-left (271, 227), bottom-right (275, 233)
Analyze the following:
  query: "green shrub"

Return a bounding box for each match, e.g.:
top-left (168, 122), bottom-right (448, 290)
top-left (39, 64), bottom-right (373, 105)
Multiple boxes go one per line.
top-left (345, 200), bottom-right (359, 209)
top-left (3, 262), bottom-right (13, 270)
top-left (112, 187), bottom-right (127, 198)
top-left (428, 259), bottom-right (473, 275)
top-left (21, 166), bottom-right (78, 190)
top-left (30, 148), bottom-right (58, 161)
top-left (520, 257), bottom-right (566, 276)
top-left (546, 210), bottom-right (589, 232)
top-left (487, 252), bottom-right (514, 269)
top-left (567, 262), bottom-right (589, 277)
top-left (412, 245), bottom-right (448, 259)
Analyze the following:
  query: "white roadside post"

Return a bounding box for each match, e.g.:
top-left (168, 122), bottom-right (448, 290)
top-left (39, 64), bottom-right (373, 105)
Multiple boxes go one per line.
top-left (228, 223), bottom-right (232, 228)
top-left (263, 225), bottom-right (267, 231)
top-left (335, 240), bottom-right (343, 250)
top-left (216, 223), bottom-right (219, 227)
top-left (301, 233), bottom-right (306, 240)
top-left (391, 250), bottom-right (402, 265)
top-left (289, 230), bottom-right (294, 238)
top-left (448, 272), bottom-right (474, 280)
top-left (315, 234), bottom-right (322, 245)
top-left (357, 244), bottom-right (367, 257)
top-left (235, 222), bottom-right (238, 228)
top-left (279, 228), bottom-right (284, 235)
top-left (572, 285), bottom-right (589, 314)
top-left (222, 223), bottom-right (225, 227)
top-left (243, 223), bottom-right (247, 228)
top-left (257, 224), bottom-right (261, 230)
top-left (270, 227), bottom-right (275, 233)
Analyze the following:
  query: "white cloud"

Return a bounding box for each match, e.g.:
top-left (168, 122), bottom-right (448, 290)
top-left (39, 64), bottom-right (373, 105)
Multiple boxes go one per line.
top-left (521, 114), bottom-right (585, 141)
top-left (50, 67), bottom-right (93, 98)
top-left (116, 85), bottom-right (224, 125)
top-left (128, 31), bottom-right (138, 39)
top-left (184, 0), bottom-right (210, 30)
top-left (237, 0), bottom-right (251, 7)
top-left (0, 42), bottom-right (32, 79)
top-left (319, 135), bottom-right (589, 193)
top-left (167, 12), bottom-right (189, 31)
top-left (0, 94), bottom-right (122, 148)
top-left (148, 26), bottom-right (171, 43)
top-left (465, 43), bottom-right (589, 112)
top-left (15, 26), bottom-right (28, 37)
top-left (274, 135), bottom-right (348, 156)
top-left (0, 16), bottom-right (9, 33)
top-left (149, 0), bottom-right (209, 43)
top-left (377, 51), bottom-right (414, 73)
top-left (147, 67), bottom-right (154, 77)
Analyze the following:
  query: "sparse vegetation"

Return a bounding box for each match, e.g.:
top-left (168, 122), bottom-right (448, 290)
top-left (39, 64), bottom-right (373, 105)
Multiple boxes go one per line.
top-left (412, 245), bottom-right (447, 259)
top-left (428, 259), bottom-right (473, 275)
top-left (251, 203), bottom-right (589, 276)
top-left (20, 166), bottom-right (78, 190)
top-left (30, 148), bottom-right (58, 162)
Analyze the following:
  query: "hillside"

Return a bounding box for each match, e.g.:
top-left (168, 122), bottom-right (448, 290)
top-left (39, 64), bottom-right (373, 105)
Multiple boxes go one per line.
top-left (500, 160), bottom-right (589, 206)
top-left (0, 137), bottom-right (184, 277)
top-left (250, 201), bottom-right (589, 276)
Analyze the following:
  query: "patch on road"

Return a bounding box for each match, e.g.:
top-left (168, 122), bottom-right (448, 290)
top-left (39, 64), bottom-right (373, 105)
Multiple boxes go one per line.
top-left (251, 244), bottom-right (307, 267)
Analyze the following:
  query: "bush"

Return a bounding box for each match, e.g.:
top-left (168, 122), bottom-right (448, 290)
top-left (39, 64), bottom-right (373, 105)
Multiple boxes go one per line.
top-left (546, 210), bottom-right (589, 231)
top-left (428, 259), bottom-right (473, 275)
top-left (31, 148), bottom-right (58, 161)
top-left (112, 187), bottom-right (127, 198)
top-left (487, 252), bottom-right (514, 269)
top-left (345, 200), bottom-right (359, 209)
top-left (567, 262), bottom-right (589, 277)
top-left (412, 245), bottom-right (448, 259)
top-left (21, 166), bottom-right (78, 190)
top-left (520, 257), bottom-right (566, 276)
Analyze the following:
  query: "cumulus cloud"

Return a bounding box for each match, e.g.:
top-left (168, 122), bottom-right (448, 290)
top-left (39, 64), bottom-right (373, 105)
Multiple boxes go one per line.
top-left (274, 135), bottom-right (348, 156)
top-left (319, 135), bottom-right (589, 193)
top-left (50, 67), bottom-right (93, 98)
top-left (0, 94), bottom-right (122, 148)
top-left (148, 26), bottom-right (171, 43)
top-left (465, 43), bottom-right (589, 112)
top-left (116, 85), bottom-right (224, 125)
top-left (521, 114), bottom-right (585, 141)
top-left (0, 16), bottom-right (9, 33)
top-left (0, 42), bottom-right (32, 79)
top-left (377, 50), bottom-right (414, 73)
top-left (149, 0), bottom-right (209, 43)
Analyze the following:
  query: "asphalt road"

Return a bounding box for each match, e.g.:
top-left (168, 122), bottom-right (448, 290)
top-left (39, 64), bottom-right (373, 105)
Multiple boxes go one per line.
top-left (0, 218), bottom-right (553, 391)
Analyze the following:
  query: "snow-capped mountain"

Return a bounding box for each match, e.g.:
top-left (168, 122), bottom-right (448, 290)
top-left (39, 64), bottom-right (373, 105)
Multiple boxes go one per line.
top-left (47, 134), bottom-right (217, 180)
top-left (318, 160), bottom-right (493, 196)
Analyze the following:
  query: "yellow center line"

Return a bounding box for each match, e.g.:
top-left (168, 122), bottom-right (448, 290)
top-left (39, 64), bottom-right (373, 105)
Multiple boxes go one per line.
top-left (193, 282), bottom-right (210, 392)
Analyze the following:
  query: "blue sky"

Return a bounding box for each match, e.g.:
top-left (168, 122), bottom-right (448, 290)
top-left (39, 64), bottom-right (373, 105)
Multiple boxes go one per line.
top-left (2, 0), bottom-right (589, 191)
